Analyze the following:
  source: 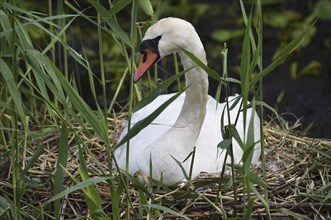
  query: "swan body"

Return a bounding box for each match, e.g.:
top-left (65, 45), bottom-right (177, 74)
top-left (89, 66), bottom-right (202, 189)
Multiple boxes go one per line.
top-left (114, 17), bottom-right (261, 185)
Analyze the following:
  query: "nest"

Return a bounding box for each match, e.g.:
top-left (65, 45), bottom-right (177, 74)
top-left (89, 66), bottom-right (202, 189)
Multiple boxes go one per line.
top-left (1, 118), bottom-right (330, 219)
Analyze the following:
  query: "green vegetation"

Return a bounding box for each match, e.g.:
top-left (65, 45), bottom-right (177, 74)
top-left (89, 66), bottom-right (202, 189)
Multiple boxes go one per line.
top-left (0, 0), bottom-right (330, 219)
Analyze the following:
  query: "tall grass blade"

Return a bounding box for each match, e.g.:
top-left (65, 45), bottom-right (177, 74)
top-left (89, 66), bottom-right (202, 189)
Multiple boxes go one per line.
top-left (142, 204), bottom-right (190, 220)
top-left (0, 59), bottom-right (27, 131)
top-left (0, 4), bottom-right (75, 32)
top-left (53, 123), bottom-right (68, 220)
top-left (242, 103), bottom-right (258, 172)
top-left (250, 24), bottom-right (314, 88)
top-left (78, 167), bottom-right (110, 220)
top-left (13, 12), bottom-right (89, 69)
top-left (200, 194), bottom-right (227, 218)
top-left (110, 0), bottom-right (132, 16)
top-left (180, 47), bottom-right (240, 84)
top-left (64, 1), bottom-right (127, 56)
top-left (171, 153), bottom-right (191, 182)
top-left (250, 184), bottom-right (271, 217)
top-left (29, 50), bottom-right (65, 99)
top-left (240, 10), bottom-right (252, 101)
top-left (254, 2), bottom-right (269, 215)
top-left (85, 51), bottom-right (99, 107)
top-left (122, 172), bottom-right (152, 196)
top-left (138, 0), bottom-right (154, 17)
top-left (64, 136), bottom-right (110, 219)
top-left (124, 0), bottom-right (138, 182)
top-left (25, 49), bottom-right (66, 122)
top-left (0, 196), bottom-right (11, 219)
top-left (226, 124), bottom-right (244, 150)
top-left (137, 189), bottom-right (149, 219)
top-left (239, 0), bottom-right (259, 67)
top-left (13, 19), bottom-right (33, 51)
top-left (96, 2), bottom-right (107, 115)
top-left (47, 176), bottom-right (112, 204)
top-left (0, 9), bottom-right (12, 47)
top-left (48, 59), bottom-right (109, 142)
top-left (21, 144), bottom-right (45, 178)
top-left (87, 0), bottom-right (131, 46)
top-left (133, 67), bottom-right (191, 112)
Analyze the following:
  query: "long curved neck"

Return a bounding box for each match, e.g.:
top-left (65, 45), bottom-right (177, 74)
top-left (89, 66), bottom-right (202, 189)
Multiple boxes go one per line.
top-left (155, 39), bottom-right (209, 159)
top-left (151, 34), bottom-right (209, 159)
top-left (175, 47), bottom-right (208, 141)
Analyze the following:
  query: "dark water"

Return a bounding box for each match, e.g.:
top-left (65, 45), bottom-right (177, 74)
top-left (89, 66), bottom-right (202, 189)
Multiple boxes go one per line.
top-left (55, 0), bottom-right (331, 138)
top-left (183, 1), bottom-right (331, 138)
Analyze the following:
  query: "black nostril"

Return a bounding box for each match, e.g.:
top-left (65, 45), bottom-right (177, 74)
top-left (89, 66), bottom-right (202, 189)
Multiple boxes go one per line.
top-left (142, 52), bottom-right (147, 63)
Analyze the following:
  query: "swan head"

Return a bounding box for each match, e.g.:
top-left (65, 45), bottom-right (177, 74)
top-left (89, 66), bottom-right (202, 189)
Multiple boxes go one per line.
top-left (134, 17), bottom-right (205, 82)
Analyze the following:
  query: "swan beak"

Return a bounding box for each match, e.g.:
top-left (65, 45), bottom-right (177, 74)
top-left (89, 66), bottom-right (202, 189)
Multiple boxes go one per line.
top-left (134, 49), bottom-right (159, 82)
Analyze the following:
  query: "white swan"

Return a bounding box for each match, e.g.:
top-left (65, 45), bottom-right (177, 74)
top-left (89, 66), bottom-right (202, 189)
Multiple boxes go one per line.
top-left (114, 17), bottom-right (261, 185)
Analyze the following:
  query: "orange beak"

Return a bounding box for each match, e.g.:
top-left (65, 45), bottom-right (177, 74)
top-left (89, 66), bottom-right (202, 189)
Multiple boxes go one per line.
top-left (134, 49), bottom-right (159, 82)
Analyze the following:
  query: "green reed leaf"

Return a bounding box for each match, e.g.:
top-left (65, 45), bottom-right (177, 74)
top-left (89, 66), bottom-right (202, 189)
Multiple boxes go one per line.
top-left (138, 0), bottom-right (154, 16)
top-left (133, 67), bottom-right (191, 112)
top-left (54, 123), bottom-right (68, 220)
top-left (78, 168), bottom-right (110, 220)
top-left (180, 47), bottom-right (240, 84)
top-left (47, 177), bottom-right (112, 204)
top-left (0, 59), bottom-right (27, 130)
top-left (250, 24), bottom-right (314, 88)
top-left (110, 0), bottom-right (132, 15)
top-left (142, 204), bottom-right (190, 220)
top-left (87, 0), bottom-right (131, 46)
top-left (48, 59), bottom-right (109, 142)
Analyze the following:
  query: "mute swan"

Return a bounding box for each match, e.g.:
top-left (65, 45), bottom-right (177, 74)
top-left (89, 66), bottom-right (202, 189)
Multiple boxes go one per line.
top-left (114, 17), bottom-right (261, 185)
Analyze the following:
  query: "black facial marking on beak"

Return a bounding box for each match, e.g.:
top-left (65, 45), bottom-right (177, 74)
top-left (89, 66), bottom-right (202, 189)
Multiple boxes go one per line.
top-left (140, 35), bottom-right (162, 56)
top-left (143, 52), bottom-right (147, 63)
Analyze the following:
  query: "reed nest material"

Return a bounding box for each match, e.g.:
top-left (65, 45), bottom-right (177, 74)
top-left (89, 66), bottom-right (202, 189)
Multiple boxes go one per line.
top-left (1, 118), bottom-right (330, 219)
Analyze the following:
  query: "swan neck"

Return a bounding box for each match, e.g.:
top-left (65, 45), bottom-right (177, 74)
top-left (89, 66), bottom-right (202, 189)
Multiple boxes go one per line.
top-left (174, 47), bottom-right (208, 142)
